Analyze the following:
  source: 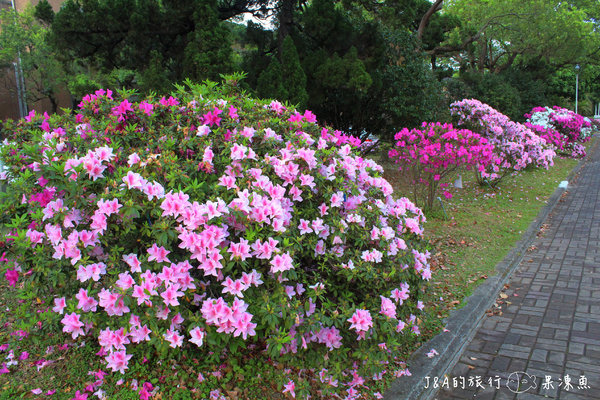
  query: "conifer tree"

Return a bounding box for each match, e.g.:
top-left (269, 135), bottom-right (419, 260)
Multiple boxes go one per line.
top-left (256, 58), bottom-right (288, 101)
top-left (280, 35), bottom-right (308, 109)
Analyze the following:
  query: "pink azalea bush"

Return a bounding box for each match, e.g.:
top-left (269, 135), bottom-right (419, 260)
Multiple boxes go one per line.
top-left (450, 99), bottom-right (556, 186)
top-left (525, 106), bottom-right (592, 158)
top-left (0, 78), bottom-right (430, 398)
top-left (388, 122), bottom-right (495, 210)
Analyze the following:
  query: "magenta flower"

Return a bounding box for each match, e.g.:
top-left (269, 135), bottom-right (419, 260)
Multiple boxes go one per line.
top-left (138, 101), bottom-right (154, 116)
top-left (380, 296), bottom-right (397, 319)
top-left (147, 243), bottom-right (171, 263)
top-left (189, 326), bottom-right (205, 347)
top-left (5, 269), bottom-right (18, 287)
top-left (71, 390), bottom-right (88, 400)
top-left (61, 312), bottom-right (85, 339)
top-left (347, 309), bottom-right (373, 333)
top-left (105, 350), bottom-right (132, 374)
top-left (270, 252), bottom-right (294, 274)
top-left (282, 379), bottom-right (296, 398)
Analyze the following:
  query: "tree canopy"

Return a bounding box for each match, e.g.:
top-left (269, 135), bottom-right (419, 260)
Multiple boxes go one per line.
top-left (6, 0), bottom-right (598, 137)
top-left (437, 0), bottom-right (600, 72)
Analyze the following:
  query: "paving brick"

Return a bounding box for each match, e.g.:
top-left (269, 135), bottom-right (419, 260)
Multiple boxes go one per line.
top-left (530, 349), bottom-right (547, 363)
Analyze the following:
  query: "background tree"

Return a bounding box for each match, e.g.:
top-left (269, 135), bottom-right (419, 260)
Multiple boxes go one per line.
top-left (45, 0), bottom-right (235, 96)
top-left (0, 7), bottom-right (67, 113)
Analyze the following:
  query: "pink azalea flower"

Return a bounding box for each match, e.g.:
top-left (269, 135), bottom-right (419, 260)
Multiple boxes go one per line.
top-left (75, 288), bottom-right (98, 312)
top-left (222, 277), bottom-right (248, 297)
top-left (61, 312), bottom-right (85, 339)
top-left (163, 329), bottom-right (183, 348)
top-left (160, 284), bottom-right (183, 307)
top-left (147, 243), bottom-right (170, 263)
top-left (270, 100), bottom-right (285, 114)
top-left (270, 252), bottom-right (294, 274)
top-left (105, 350), bottom-right (132, 374)
top-left (196, 124), bottom-right (211, 136)
top-left (282, 379), bottom-right (296, 398)
top-left (129, 325), bottom-right (152, 343)
top-left (380, 296), bottom-right (397, 319)
top-left (127, 153), bottom-right (141, 166)
top-left (115, 272), bottom-right (135, 290)
top-left (53, 297), bottom-right (66, 314)
top-left (123, 253), bottom-right (142, 273)
top-left (71, 390), bottom-right (88, 400)
top-left (122, 171), bottom-right (146, 189)
top-left (427, 348), bottom-right (439, 358)
top-left (94, 146), bottom-right (115, 162)
top-left (189, 327), bottom-right (205, 347)
top-left (347, 309), bottom-right (373, 333)
top-left (5, 269), bottom-right (18, 287)
top-left (228, 239), bottom-right (251, 261)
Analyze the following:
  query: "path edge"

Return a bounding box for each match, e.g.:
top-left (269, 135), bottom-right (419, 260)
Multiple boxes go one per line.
top-left (383, 137), bottom-right (598, 400)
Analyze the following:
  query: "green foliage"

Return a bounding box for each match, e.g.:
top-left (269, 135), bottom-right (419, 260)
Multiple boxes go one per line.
top-left (460, 72), bottom-right (523, 121)
top-left (256, 57), bottom-right (288, 100)
top-left (0, 7), bottom-right (67, 112)
top-left (242, 0), bottom-right (446, 143)
top-left (378, 29), bottom-right (444, 134)
top-left (48, 0), bottom-right (234, 94)
top-left (182, 0), bottom-right (233, 82)
top-left (137, 51), bottom-right (173, 94)
top-left (280, 35), bottom-right (309, 108)
top-left (443, 0), bottom-right (600, 70)
top-left (33, 0), bottom-right (54, 24)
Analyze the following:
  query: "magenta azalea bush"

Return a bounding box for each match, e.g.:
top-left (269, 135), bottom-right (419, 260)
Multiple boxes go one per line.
top-left (525, 106), bottom-right (592, 158)
top-left (0, 79), bottom-right (431, 398)
top-left (388, 122), bottom-right (495, 210)
top-left (450, 99), bottom-right (556, 186)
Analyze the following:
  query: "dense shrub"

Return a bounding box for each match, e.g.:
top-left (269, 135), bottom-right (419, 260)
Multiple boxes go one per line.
top-left (450, 99), bottom-right (556, 186)
top-left (0, 78), bottom-right (430, 398)
top-left (388, 122), bottom-right (495, 210)
top-left (525, 106), bottom-right (592, 158)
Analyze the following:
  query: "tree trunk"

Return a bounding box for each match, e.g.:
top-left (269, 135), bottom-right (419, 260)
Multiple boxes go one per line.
top-left (49, 93), bottom-right (58, 114)
top-left (477, 38), bottom-right (487, 72)
top-left (417, 0), bottom-right (443, 42)
top-left (277, 0), bottom-right (297, 58)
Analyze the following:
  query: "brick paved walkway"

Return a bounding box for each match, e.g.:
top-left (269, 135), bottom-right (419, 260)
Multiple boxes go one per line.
top-left (434, 144), bottom-right (600, 400)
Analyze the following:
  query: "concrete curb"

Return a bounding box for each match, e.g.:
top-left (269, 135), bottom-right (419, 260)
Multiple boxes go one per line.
top-left (383, 137), bottom-right (599, 400)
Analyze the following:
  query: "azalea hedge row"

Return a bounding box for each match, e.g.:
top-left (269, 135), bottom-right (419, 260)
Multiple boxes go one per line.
top-left (449, 99), bottom-right (556, 186)
top-left (389, 99), bottom-right (592, 209)
top-left (388, 122), bottom-right (495, 210)
top-left (0, 79), bottom-right (430, 399)
top-left (525, 106), bottom-right (593, 158)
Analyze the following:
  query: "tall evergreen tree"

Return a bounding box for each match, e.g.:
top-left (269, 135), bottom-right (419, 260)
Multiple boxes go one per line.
top-left (46, 0), bottom-right (234, 93)
top-left (183, 0), bottom-right (233, 82)
top-left (280, 35), bottom-right (308, 108)
top-left (256, 58), bottom-right (288, 101)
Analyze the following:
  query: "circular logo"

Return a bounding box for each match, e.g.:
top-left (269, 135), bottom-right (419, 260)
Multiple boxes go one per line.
top-left (507, 371), bottom-right (537, 393)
